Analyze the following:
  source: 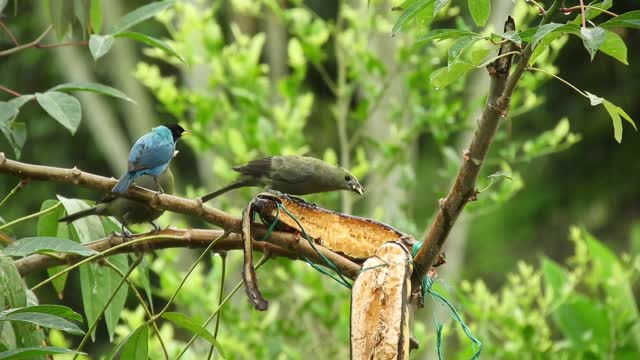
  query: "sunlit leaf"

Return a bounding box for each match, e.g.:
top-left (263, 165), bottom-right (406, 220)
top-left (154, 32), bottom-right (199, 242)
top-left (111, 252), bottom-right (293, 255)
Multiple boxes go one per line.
top-left (599, 30), bottom-right (628, 65)
top-left (49, 82), bottom-right (135, 103)
top-left (392, 0), bottom-right (435, 34)
top-left (601, 10), bottom-right (640, 30)
top-left (162, 312), bottom-right (226, 358)
top-left (109, 0), bottom-right (174, 35)
top-left (35, 92), bottom-right (82, 134)
top-left (118, 323), bottom-right (148, 360)
top-left (430, 62), bottom-right (474, 88)
top-left (468, 0), bottom-right (490, 27)
top-left (417, 29), bottom-right (478, 43)
top-left (530, 23), bottom-right (564, 48)
top-left (115, 31), bottom-right (185, 63)
top-left (580, 26), bottom-right (605, 61)
top-left (448, 35), bottom-right (481, 68)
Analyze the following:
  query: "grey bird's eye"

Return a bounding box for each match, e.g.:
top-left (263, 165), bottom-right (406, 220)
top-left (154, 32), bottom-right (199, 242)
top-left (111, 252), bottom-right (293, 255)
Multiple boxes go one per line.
top-left (344, 175), bottom-right (351, 181)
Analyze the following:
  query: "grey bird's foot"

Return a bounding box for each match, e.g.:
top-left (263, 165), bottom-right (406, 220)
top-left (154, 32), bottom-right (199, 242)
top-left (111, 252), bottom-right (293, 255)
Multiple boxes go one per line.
top-left (148, 221), bottom-right (161, 234)
top-left (153, 176), bottom-right (165, 194)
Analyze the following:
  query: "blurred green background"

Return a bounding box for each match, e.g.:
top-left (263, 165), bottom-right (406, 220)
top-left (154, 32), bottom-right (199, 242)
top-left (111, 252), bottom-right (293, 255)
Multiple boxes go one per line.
top-left (1, 0), bottom-right (638, 359)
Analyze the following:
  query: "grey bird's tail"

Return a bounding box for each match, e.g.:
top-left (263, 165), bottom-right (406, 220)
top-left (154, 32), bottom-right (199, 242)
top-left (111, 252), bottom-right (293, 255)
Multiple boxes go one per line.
top-left (112, 172), bottom-right (136, 194)
top-left (201, 179), bottom-right (258, 202)
top-left (58, 207), bottom-right (98, 223)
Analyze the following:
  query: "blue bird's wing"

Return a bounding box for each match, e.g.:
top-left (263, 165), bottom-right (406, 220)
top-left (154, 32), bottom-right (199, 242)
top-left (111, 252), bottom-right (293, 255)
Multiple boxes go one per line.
top-left (127, 132), bottom-right (174, 172)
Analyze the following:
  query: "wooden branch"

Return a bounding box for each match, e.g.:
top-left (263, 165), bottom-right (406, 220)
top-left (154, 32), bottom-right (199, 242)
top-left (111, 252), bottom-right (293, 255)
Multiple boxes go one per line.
top-left (412, 2), bottom-right (562, 283)
top-left (0, 26), bottom-right (52, 57)
top-left (0, 154), bottom-right (361, 279)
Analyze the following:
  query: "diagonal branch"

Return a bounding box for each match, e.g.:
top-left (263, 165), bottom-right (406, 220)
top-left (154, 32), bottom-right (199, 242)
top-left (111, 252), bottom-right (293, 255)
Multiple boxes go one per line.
top-left (412, 1), bottom-right (562, 283)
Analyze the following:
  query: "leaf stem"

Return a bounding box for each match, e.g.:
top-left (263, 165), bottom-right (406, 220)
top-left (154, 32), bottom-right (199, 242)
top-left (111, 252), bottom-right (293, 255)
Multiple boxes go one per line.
top-left (527, 66), bottom-right (588, 98)
top-left (0, 201), bottom-right (61, 232)
top-left (207, 253), bottom-right (227, 360)
top-left (476, 51), bottom-right (522, 69)
top-left (35, 41), bottom-right (89, 49)
top-left (31, 234), bottom-right (183, 291)
top-left (154, 233), bottom-right (228, 319)
top-left (0, 84), bottom-right (23, 97)
top-left (560, 5), bottom-right (618, 18)
top-left (578, 0), bottom-right (586, 28)
top-left (0, 25), bottom-right (52, 57)
top-left (72, 256), bottom-right (143, 360)
top-left (105, 257), bottom-right (170, 360)
top-left (0, 19), bottom-right (19, 46)
top-left (175, 254), bottom-right (270, 359)
top-left (0, 179), bottom-right (29, 209)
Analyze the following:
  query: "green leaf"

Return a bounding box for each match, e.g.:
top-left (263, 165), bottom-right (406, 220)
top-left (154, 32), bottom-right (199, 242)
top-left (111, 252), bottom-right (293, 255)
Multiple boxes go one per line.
top-left (117, 323), bottom-right (148, 360)
top-left (109, 0), bottom-right (174, 35)
top-left (468, 0), bottom-right (490, 27)
top-left (430, 62), bottom-right (474, 89)
top-left (602, 100), bottom-right (637, 143)
top-left (552, 295), bottom-right (610, 350)
top-left (37, 200), bottom-right (70, 298)
top-left (585, 91), bottom-right (604, 106)
top-left (392, 0), bottom-right (435, 34)
top-left (491, 30), bottom-right (522, 47)
top-left (0, 101), bottom-right (23, 158)
top-left (90, 0), bottom-right (103, 33)
top-left (74, 0), bottom-right (90, 33)
top-left (0, 310), bottom-right (84, 335)
top-left (601, 10), bottom-right (640, 30)
top-left (0, 305), bottom-right (82, 322)
top-left (580, 26), bottom-right (605, 61)
top-left (0, 347), bottom-right (84, 360)
top-left (604, 100), bottom-right (623, 142)
top-left (162, 312), bottom-right (226, 358)
top-left (599, 30), bottom-right (628, 65)
top-left (541, 257), bottom-right (568, 307)
top-left (57, 196), bottom-right (104, 243)
top-left (417, 29), bottom-right (478, 43)
top-left (0, 0), bottom-right (7, 14)
top-left (530, 23), bottom-right (566, 49)
top-left (49, 82), bottom-right (135, 103)
top-left (137, 256), bottom-right (154, 313)
top-left (49, 0), bottom-right (75, 39)
top-left (89, 34), bottom-right (114, 60)
top-left (434, 0), bottom-right (448, 14)
top-left (2, 237), bottom-right (97, 257)
top-left (35, 92), bottom-right (82, 134)
top-left (80, 254), bottom-right (129, 342)
top-left (448, 36), bottom-right (481, 68)
top-left (8, 95), bottom-right (33, 108)
top-left (114, 31), bottom-right (185, 63)
top-left (0, 256), bottom-right (26, 309)
top-left (0, 102), bottom-right (19, 125)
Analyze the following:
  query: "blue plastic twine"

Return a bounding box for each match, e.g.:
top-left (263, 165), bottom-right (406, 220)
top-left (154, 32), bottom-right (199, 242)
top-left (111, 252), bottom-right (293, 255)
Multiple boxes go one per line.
top-left (412, 241), bottom-right (482, 360)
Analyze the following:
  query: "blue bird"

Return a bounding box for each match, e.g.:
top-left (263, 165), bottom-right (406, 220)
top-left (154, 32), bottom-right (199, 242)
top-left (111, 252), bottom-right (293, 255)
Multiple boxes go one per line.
top-left (112, 124), bottom-right (189, 194)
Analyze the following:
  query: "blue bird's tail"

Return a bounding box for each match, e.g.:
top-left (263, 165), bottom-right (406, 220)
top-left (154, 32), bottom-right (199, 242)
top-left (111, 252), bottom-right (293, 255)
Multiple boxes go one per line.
top-left (112, 172), bottom-right (136, 194)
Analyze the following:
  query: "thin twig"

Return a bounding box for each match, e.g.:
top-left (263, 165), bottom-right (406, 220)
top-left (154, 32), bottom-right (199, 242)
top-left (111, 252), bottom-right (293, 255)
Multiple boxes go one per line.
top-left (72, 256), bottom-right (143, 360)
top-left (0, 20), bottom-right (19, 46)
top-left (578, 0), bottom-right (587, 28)
top-left (0, 84), bottom-right (23, 97)
top-left (175, 254), bottom-right (270, 359)
top-left (0, 179), bottom-right (29, 209)
top-left (476, 51), bottom-right (522, 69)
top-left (0, 25), bottom-right (52, 57)
top-left (154, 233), bottom-right (229, 319)
top-left (0, 201), bottom-right (61, 232)
top-left (35, 41), bottom-right (89, 49)
top-left (527, 66), bottom-right (588, 97)
top-left (525, 0), bottom-right (547, 15)
top-left (207, 252), bottom-right (227, 360)
top-left (105, 257), bottom-right (170, 360)
top-left (560, 5), bottom-right (618, 18)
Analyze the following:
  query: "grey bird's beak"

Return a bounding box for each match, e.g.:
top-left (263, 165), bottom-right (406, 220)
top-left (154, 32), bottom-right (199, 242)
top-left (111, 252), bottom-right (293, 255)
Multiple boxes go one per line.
top-left (352, 183), bottom-right (364, 196)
